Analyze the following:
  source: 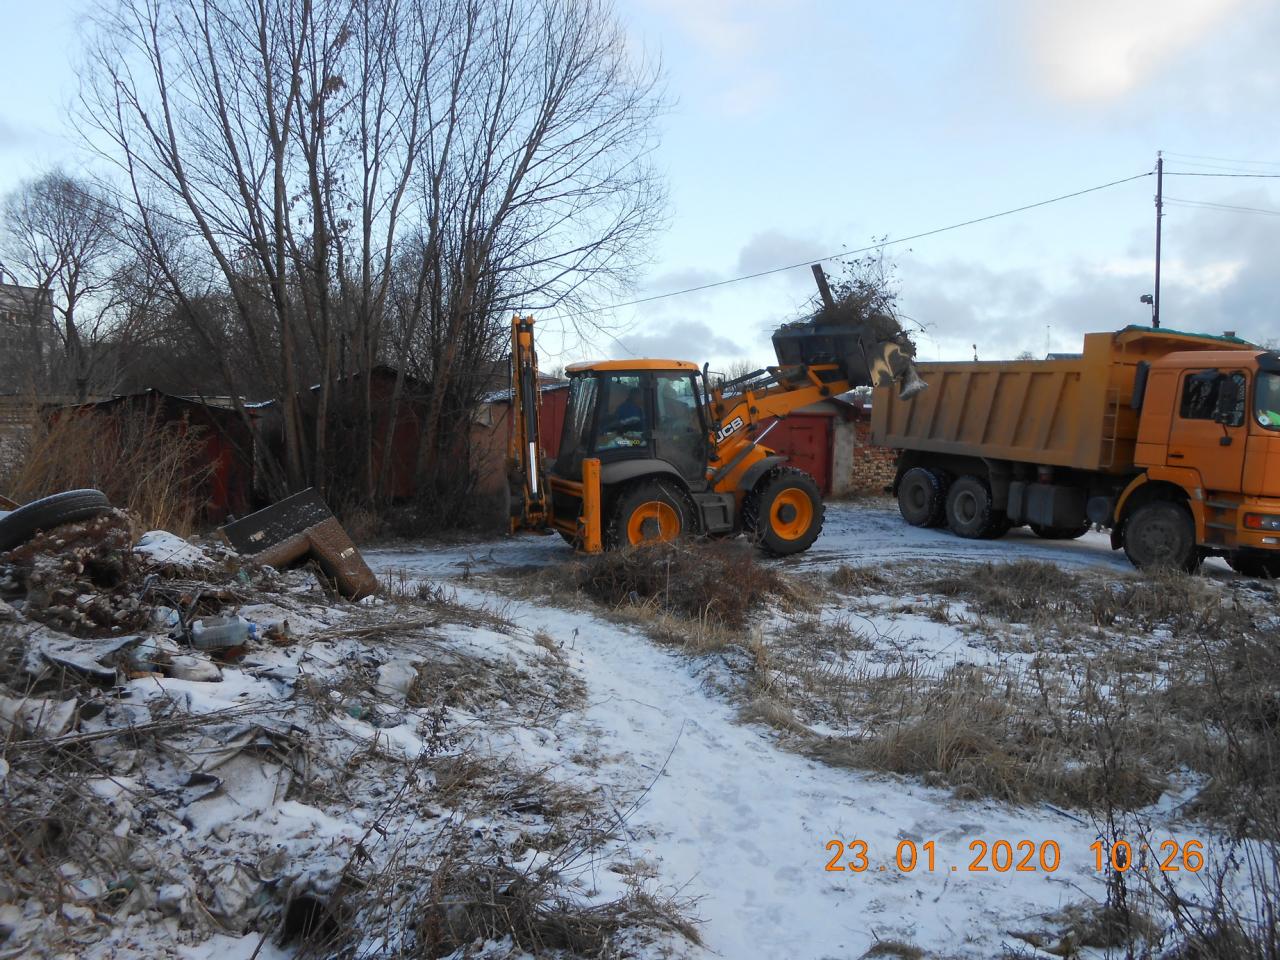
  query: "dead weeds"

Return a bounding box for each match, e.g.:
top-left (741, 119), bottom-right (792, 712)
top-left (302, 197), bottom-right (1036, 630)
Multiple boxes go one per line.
top-left (576, 539), bottom-right (795, 629)
top-left (924, 560), bottom-right (1257, 641)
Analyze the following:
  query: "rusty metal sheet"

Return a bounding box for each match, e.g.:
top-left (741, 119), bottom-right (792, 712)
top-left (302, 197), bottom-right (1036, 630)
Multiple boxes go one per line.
top-left (218, 489), bottom-right (378, 601)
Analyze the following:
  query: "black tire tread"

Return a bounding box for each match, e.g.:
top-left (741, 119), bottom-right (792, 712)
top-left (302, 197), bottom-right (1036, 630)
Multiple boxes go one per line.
top-left (897, 466), bottom-right (947, 528)
top-left (944, 475), bottom-right (1002, 539)
top-left (743, 466), bottom-right (825, 556)
top-left (605, 478), bottom-right (693, 549)
top-left (0, 489), bottom-right (112, 552)
top-left (1122, 500), bottom-right (1199, 572)
top-left (1029, 522), bottom-right (1091, 541)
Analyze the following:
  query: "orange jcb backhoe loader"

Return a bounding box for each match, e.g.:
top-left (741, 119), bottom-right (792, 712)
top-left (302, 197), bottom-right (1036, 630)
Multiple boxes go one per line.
top-left (506, 314), bottom-right (925, 555)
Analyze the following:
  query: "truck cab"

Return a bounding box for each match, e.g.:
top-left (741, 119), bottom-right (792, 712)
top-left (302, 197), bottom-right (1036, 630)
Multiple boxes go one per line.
top-left (1129, 349), bottom-right (1280, 572)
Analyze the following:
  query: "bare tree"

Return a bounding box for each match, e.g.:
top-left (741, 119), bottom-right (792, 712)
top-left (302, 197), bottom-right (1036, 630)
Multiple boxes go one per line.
top-left (0, 172), bottom-right (127, 400)
top-left (385, 0), bottom-right (666, 518)
top-left (80, 0), bottom-right (665, 517)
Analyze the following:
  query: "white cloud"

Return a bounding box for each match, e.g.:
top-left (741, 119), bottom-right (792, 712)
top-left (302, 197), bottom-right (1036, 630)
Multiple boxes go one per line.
top-left (1026, 0), bottom-right (1249, 102)
top-left (899, 192), bottom-right (1280, 359)
top-left (636, 0), bottom-right (788, 113)
top-left (610, 318), bottom-right (741, 361)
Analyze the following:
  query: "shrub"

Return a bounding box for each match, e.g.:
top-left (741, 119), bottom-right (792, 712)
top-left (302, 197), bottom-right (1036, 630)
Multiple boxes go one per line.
top-left (576, 539), bottom-right (791, 629)
top-left (0, 406), bottom-right (212, 535)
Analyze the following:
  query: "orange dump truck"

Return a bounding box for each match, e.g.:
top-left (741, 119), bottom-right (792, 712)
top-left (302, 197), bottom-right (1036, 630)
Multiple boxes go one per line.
top-left (871, 325), bottom-right (1280, 575)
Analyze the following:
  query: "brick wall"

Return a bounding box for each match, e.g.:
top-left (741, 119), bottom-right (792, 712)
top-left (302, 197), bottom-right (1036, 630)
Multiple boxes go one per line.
top-left (848, 418), bottom-right (897, 494)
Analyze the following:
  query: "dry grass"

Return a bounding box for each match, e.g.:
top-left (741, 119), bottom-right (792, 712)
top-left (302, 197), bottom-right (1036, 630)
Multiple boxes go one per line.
top-left (924, 560), bottom-right (1256, 641)
top-left (0, 406), bottom-right (214, 535)
top-left (576, 539), bottom-right (795, 630)
top-left (829, 563), bottom-right (890, 594)
top-left (861, 939), bottom-right (925, 959)
top-left (799, 661), bottom-right (1163, 808)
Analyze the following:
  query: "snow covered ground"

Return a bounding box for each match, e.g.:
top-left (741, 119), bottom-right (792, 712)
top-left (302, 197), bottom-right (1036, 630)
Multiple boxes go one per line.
top-left (369, 501), bottom-right (1253, 958)
top-left (373, 499), bottom-right (1240, 581)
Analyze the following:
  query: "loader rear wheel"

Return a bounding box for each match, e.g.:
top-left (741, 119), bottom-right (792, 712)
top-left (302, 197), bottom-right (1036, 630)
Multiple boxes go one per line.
top-left (1122, 501), bottom-right (1199, 572)
top-left (897, 467), bottom-right (947, 528)
top-left (607, 480), bottom-right (690, 549)
top-left (744, 467), bottom-right (824, 556)
top-left (945, 475), bottom-right (1002, 539)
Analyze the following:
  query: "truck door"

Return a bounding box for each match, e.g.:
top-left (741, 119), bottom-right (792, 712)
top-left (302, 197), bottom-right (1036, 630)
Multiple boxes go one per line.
top-left (1166, 369), bottom-right (1248, 493)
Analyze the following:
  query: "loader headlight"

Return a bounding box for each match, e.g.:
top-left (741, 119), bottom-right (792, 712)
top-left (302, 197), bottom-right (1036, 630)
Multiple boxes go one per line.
top-left (1243, 513), bottom-right (1280, 531)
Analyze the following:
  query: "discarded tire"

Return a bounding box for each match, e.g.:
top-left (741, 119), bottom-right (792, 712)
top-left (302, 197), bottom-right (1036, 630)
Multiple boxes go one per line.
top-left (0, 489), bottom-right (111, 552)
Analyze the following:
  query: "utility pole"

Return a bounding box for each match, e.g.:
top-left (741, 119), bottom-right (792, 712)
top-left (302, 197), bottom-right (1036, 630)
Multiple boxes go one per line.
top-left (1153, 152), bottom-right (1163, 328)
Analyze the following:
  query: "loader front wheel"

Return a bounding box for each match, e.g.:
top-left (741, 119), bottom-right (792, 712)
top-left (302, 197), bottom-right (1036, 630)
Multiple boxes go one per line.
top-left (744, 467), bottom-right (824, 556)
top-left (607, 480), bottom-right (690, 549)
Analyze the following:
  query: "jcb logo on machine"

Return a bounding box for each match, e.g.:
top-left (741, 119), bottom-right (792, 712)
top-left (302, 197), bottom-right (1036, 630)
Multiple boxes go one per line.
top-left (715, 417), bottom-right (745, 442)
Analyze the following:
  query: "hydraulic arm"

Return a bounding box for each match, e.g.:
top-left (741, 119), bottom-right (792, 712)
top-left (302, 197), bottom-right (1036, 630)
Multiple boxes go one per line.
top-left (507, 315), bottom-right (548, 532)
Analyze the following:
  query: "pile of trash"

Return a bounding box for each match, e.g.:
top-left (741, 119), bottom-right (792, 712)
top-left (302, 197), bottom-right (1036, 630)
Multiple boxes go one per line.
top-left (0, 493), bottom-right (682, 959)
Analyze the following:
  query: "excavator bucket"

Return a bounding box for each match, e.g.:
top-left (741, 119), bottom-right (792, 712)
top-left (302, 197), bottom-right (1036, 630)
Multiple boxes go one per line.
top-left (771, 314), bottom-right (928, 400)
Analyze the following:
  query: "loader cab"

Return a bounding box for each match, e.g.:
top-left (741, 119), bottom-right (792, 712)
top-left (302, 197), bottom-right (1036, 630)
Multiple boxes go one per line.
top-left (553, 360), bottom-right (710, 485)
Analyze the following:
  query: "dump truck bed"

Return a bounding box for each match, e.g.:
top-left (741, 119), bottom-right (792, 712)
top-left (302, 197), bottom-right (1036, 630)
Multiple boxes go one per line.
top-left (871, 326), bottom-right (1255, 474)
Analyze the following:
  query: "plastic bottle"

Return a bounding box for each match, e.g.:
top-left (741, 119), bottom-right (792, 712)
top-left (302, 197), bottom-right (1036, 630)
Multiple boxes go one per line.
top-left (189, 615), bottom-right (257, 651)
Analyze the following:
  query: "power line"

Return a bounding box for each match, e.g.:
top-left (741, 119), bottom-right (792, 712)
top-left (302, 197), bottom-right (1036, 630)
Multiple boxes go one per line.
top-left (1161, 158), bottom-right (1280, 176)
top-left (1165, 196), bottom-right (1280, 217)
top-left (566, 170), bottom-right (1154, 318)
top-left (1164, 171), bottom-right (1280, 179)
top-left (1164, 150), bottom-right (1280, 168)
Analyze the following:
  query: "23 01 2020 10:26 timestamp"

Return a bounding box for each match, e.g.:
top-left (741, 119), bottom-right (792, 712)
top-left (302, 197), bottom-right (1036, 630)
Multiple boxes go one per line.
top-left (824, 839), bottom-right (1205, 874)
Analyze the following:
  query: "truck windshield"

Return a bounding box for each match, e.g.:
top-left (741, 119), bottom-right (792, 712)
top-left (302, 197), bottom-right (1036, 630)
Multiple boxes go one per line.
top-left (1256, 373), bottom-right (1280, 429)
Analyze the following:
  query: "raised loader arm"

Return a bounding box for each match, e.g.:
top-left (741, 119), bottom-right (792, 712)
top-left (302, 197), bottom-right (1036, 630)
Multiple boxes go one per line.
top-left (506, 315), bottom-right (604, 551)
top-left (507, 315), bottom-right (549, 532)
top-left (702, 314), bottom-right (927, 497)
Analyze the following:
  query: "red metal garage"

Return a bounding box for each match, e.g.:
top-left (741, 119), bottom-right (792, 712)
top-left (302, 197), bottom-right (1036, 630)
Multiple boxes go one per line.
top-left (760, 414), bottom-right (833, 494)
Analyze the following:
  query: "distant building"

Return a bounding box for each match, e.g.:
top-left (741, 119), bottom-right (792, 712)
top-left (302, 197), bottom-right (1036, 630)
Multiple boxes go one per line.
top-left (0, 281), bottom-right (53, 394)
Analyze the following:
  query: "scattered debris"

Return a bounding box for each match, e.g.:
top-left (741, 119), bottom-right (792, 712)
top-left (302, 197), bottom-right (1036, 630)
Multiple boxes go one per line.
top-left (134, 530), bottom-right (212, 572)
top-left (190, 614), bottom-right (257, 651)
top-left (0, 500), bottom-right (690, 959)
top-left (219, 489), bottom-right (379, 601)
top-left (0, 693), bottom-right (76, 738)
top-left (0, 488), bottom-right (112, 552)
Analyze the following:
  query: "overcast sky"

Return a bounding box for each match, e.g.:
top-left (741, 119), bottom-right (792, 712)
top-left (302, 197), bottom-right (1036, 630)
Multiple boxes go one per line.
top-left (2, 0), bottom-right (1277, 369)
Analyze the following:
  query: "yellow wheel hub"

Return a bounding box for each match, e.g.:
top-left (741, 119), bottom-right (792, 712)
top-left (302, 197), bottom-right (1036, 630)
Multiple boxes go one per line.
top-left (626, 500), bottom-right (681, 544)
top-left (769, 488), bottom-right (814, 540)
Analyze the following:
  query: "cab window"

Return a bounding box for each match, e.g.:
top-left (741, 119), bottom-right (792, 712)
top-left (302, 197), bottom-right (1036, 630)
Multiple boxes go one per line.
top-left (1179, 370), bottom-right (1245, 427)
top-left (555, 374), bottom-right (599, 475)
top-left (1180, 372), bottom-right (1219, 420)
top-left (598, 375), bottom-right (646, 450)
top-left (653, 373), bottom-right (706, 481)
top-left (1256, 372), bottom-right (1280, 429)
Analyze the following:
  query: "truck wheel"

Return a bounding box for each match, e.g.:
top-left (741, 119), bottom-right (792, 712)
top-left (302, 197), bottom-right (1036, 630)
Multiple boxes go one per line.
top-left (1122, 501), bottom-right (1199, 572)
top-left (0, 489), bottom-right (112, 552)
top-left (743, 467), bottom-right (825, 556)
top-left (897, 467), bottom-right (946, 528)
top-left (945, 475), bottom-right (1001, 539)
top-left (1226, 553), bottom-right (1280, 579)
top-left (607, 480), bottom-right (691, 549)
top-left (1029, 522), bottom-right (1091, 540)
